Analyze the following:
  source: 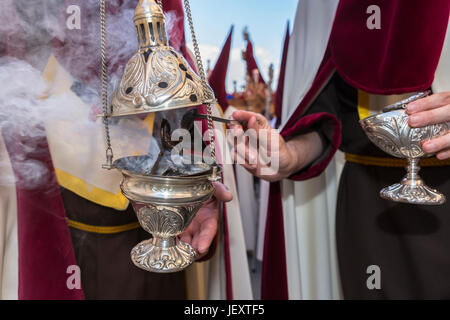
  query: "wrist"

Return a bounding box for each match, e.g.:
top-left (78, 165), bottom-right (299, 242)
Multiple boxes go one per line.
top-left (283, 140), bottom-right (305, 178)
top-left (282, 132), bottom-right (323, 179)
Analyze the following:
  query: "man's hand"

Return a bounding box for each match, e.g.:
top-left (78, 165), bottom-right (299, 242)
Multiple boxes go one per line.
top-left (179, 182), bottom-right (232, 260)
top-left (229, 110), bottom-right (323, 182)
top-left (406, 92), bottom-right (450, 159)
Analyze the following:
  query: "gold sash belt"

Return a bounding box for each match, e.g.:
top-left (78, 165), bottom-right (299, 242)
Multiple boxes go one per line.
top-left (345, 153), bottom-right (450, 168)
top-left (67, 219), bottom-right (141, 234)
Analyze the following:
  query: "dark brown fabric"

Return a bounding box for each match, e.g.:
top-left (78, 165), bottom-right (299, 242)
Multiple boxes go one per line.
top-left (60, 188), bottom-right (186, 300)
top-left (337, 163), bottom-right (450, 299)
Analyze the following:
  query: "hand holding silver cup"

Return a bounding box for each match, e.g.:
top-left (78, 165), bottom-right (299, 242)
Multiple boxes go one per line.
top-left (360, 91), bottom-right (450, 205)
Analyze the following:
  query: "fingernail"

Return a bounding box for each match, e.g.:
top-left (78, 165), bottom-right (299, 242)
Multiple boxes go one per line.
top-left (409, 114), bottom-right (420, 126)
top-left (406, 102), bottom-right (417, 113)
top-left (423, 141), bottom-right (436, 152)
top-left (437, 152), bottom-right (449, 160)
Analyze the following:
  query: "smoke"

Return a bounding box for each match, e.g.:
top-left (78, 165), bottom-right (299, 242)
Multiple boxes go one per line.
top-left (0, 57), bottom-right (61, 189)
top-left (165, 10), bottom-right (183, 50)
top-left (0, 0), bottom-right (199, 190)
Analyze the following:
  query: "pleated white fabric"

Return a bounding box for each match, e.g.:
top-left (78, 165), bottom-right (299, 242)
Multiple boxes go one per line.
top-left (256, 117), bottom-right (277, 261)
top-left (234, 165), bottom-right (258, 253)
top-left (279, 0), bottom-right (341, 300)
top-left (207, 105), bottom-right (253, 300)
top-left (281, 0), bottom-right (340, 127)
top-left (433, 18), bottom-right (450, 93)
top-left (256, 179), bottom-right (269, 261)
top-left (0, 136), bottom-right (19, 300)
top-left (224, 106), bottom-right (258, 254)
top-left (281, 153), bottom-right (344, 299)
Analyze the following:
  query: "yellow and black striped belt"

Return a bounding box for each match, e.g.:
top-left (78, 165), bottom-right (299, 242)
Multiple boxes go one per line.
top-left (67, 219), bottom-right (141, 234)
top-left (345, 153), bottom-right (450, 168)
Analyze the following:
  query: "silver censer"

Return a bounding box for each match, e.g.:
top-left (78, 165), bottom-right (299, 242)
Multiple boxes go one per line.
top-left (360, 92), bottom-right (449, 205)
top-left (114, 156), bottom-right (219, 272)
top-left (98, 0), bottom-right (221, 272)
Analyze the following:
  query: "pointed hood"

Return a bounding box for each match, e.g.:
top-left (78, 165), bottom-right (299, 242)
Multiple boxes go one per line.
top-left (208, 26), bottom-right (233, 112)
top-left (243, 28), bottom-right (265, 84)
top-left (275, 21), bottom-right (290, 126)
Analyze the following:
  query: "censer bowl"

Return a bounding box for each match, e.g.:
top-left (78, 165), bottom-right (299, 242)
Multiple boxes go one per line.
top-left (360, 109), bottom-right (449, 205)
top-left (113, 156), bottom-right (217, 273)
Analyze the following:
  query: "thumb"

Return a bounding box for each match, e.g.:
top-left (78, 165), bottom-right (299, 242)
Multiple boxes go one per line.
top-left (213, 182), bottom-right (233, 202)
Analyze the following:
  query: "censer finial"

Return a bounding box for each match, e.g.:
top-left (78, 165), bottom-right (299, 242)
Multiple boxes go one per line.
top-left (134, 0), bottom-right (168, 48)
top-left (108, 0), bottom-right (215, 117)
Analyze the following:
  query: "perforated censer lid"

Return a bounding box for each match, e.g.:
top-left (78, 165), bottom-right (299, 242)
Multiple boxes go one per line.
top-left (109, 0), bottom-right (215, 117)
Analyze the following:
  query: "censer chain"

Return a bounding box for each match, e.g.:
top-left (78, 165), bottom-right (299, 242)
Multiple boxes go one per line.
top-left (100, 0), bottom-right (114, 169)
top-left (183, 0), bottom-right (217, 164)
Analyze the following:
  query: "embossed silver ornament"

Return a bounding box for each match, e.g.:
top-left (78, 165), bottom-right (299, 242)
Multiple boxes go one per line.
top-left (108, 0), bottom-right (214, 116)
top-left (360, 92), bottom-right (449, 205)
top-left (114, 158), bottom-right (217, 272)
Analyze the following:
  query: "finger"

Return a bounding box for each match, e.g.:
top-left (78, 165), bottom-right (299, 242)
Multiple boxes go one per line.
top-left (233, 111), bottom-right (271, 133)
top-left (246, 145), bottom-right (260, 166)
top-left (406, 93), bottom-right (450, 114)
top-left (192, 218), bottom-right (218, 254)
top-left (247, 115), bottom-right (271, 135)
top-left (179, 231), bottom-right (192, 244)
top-left (408, 104), bottom-right (450, 127)
top-left (232, 110), bottom-right (260, 122)
top-left (234, 132), bottom-right (259, 161)
top-left (234, 149), bottom-right (259, 176)
top-left (231, 124), bottom-right (245, 136)
top-left (212, 182), bottom-right (233, 202)
top-left (422, 133), bottom-right (450, 154)
top-left (233, 130), bottom-right (249, 160)
top-left (437, 148), bottom-right (450, 160)
top-left (227, 125), bottom-right (245, 150)
top-left (234, 143), bottom-right (259, 168)
top-left (228, 120), bottom-right (244, 134)
top-left (194, 251), bottom-right (208, 260)
top-left (179, 220), bottom-right (199, 244)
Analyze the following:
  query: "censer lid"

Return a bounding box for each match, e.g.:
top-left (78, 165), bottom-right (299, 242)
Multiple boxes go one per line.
top-left (382, 91), bottom-right (430, 113)
top-left (108, 0), bottom-right (215, 117)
